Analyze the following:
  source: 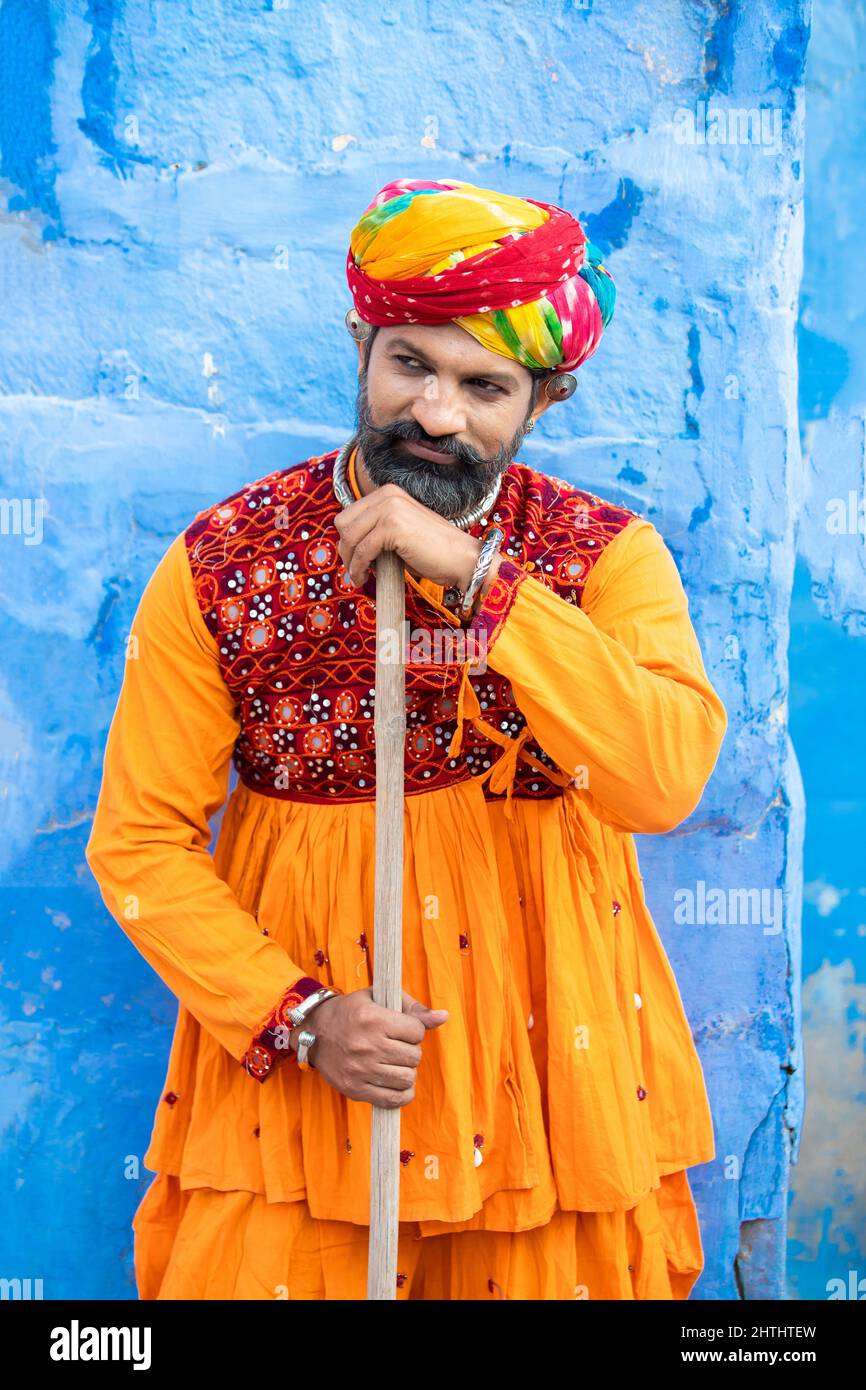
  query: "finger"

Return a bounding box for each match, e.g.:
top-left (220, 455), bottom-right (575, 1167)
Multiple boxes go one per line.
top-left (335, 484), bottom-right (408, 539)
top-left (336, 511), bottom-right (384, 586)
top-left (359, 1081), bottom-right (417, 1110)
top-left (402, 991), bottom-right (450, 1030)
top-left (348, 1028), bottom-right (422, 1067)
top-left (339, 529), bottom-right (379, 588)
top-left (402, 990), bottom-right (444, 1016)
top-left (335, 491), bottom-right (391, 549)
top-left (341, 500), bottom-right (410, 586)
top-left (378, 1007), bottom-right (428, 1044)
top-left (366, 1063), bottom-right (417, 1091)
top-left (368, 1035), bottom-right (423, 1068)
top-left (351, 523), bottom-right (397, 587)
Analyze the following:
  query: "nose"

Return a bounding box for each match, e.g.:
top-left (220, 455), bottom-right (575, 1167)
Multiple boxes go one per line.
top-left (410, 380), bottom-right (467, 441)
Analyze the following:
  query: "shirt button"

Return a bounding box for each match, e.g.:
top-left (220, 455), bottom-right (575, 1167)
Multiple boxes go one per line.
top-left (636, 1086), bottom-right (647, 1101)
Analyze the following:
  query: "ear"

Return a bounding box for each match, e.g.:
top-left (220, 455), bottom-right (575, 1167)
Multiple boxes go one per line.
top-left (530, 389), bottom-right (557, 426)
top-left (356, 339), bottom-right (366, 376)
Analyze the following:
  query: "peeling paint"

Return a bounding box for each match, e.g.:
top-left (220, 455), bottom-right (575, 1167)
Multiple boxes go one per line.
top-left (579, 177), bottom-right (644, 256)
top-left (0, 0), bottom-right (60, 230)
top-left (787, 961), bottom-right (866, 1291)
top-left (702, 0), bottom-right (738, 95)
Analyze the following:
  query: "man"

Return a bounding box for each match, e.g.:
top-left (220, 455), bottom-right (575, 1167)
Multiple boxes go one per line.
top-left (86, 177), bottom-right (727, 1301)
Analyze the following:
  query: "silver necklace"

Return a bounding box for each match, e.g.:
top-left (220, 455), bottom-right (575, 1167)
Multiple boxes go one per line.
top-left (332, 439), bottom-right (502, 530)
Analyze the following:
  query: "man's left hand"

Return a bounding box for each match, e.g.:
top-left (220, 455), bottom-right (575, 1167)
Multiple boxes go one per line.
top-left (334, 483), bottom-right (486, 592)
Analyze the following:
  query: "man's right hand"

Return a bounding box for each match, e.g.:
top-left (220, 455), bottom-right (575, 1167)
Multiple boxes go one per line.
top-left (291, 987), bottom-right (448, 1108)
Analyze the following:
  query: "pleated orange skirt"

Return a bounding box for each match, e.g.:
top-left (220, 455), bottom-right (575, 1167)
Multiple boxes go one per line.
top-left (132, 1168), bottom-right (704, 1301)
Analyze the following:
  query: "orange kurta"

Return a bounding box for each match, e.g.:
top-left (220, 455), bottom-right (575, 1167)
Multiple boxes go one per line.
top-left (85, 445), bottom-right (727, 1300)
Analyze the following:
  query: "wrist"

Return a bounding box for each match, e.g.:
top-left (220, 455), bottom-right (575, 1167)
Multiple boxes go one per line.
top-left (455, 533), bottom-right (504, 620)
top-left (291, 992), bottom-right (339, 1055)
top-left (479, 550), bottom-right (503, 598)
top-left (455, 536), bottom-right (484, 594)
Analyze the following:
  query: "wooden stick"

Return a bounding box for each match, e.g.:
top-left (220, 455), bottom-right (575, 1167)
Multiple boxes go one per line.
top-left (367, 548), bottom-right (406, 1301)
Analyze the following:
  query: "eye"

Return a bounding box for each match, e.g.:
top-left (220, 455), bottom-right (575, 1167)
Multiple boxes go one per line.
top-left (469, 379), bottom-right (504, 395)
top-left (393, 355), bottom-right (504, 396)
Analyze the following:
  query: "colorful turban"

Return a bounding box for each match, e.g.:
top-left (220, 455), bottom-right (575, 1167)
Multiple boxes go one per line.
top-left (345, 177), bottom-right (615, 373)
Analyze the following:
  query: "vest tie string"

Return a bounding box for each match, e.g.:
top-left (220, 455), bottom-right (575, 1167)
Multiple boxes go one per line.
top-left (446, 659), bottom-right (482, 760)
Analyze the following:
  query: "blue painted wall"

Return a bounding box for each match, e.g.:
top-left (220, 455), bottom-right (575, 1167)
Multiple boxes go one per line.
top-left (0, 1), bottom-right (814, 1299)
top-left (787, 0), bottom-right (866, 1301)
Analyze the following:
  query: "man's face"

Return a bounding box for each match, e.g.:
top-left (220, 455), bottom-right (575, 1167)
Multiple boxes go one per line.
top-left (352, 324), bottom-right (550, 519)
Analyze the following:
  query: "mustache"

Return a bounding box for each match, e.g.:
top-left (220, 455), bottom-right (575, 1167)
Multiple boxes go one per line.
top-left (366, 417), bottom-right (484, 468)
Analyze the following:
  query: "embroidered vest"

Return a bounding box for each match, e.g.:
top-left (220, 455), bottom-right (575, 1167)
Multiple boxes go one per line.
top-left (184, 447), bottom-right (640, 812)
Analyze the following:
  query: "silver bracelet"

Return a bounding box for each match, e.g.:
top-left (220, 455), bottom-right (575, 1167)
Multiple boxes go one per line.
top-left (288, 987), bottom-right (341, 1070)
top-left (294, 1028), bottom-right (319, 1069)
top-left (285, 985), bottom-right (341, 1028)
top-left (458, 527), bottom-right (505, 622)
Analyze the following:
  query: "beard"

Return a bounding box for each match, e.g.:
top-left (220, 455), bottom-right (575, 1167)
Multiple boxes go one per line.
top-left (351, 373), bottom-right (533, 520)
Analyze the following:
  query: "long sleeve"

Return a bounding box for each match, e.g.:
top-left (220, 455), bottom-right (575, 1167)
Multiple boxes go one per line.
top-left (84, 530), bottom-right (324, 1081)
top-left (465, 517), bottom-right (727, 834)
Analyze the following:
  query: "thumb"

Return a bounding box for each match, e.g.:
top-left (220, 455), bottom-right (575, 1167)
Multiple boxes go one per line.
top-left (402, 990), bottom-right (449, 1028)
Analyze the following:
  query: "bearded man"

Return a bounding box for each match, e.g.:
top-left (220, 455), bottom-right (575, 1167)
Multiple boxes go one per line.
top-left (86, 177), bottom-right (727, 1301)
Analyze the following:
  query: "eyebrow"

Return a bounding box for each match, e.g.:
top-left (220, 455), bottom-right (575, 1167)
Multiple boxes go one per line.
top-left (386, 337), bottom-right (521, 388)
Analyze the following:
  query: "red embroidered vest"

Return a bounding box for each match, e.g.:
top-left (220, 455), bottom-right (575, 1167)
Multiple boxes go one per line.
top-left (183, 446), bottom-right (640, 807)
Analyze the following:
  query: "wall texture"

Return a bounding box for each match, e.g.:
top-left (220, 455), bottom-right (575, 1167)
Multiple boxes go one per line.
top-left (0, 0), bottom-right (813, 1299)
top-left (787, 0), bottom-right (866, 1301)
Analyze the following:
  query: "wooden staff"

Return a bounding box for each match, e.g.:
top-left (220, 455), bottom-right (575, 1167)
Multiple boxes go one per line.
top-left (367, 547), bottom-right (406, 1300)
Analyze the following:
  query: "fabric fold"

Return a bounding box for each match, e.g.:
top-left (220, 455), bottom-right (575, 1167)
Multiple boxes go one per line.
top-left (142, 776), bottom-right (713, 1226)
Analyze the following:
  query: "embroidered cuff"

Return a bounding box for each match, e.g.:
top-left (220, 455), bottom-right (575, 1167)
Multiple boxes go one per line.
top-left (242, 976), bottom-right (326, 1082)
top-left (465, 556), bottom-right (529, 657)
